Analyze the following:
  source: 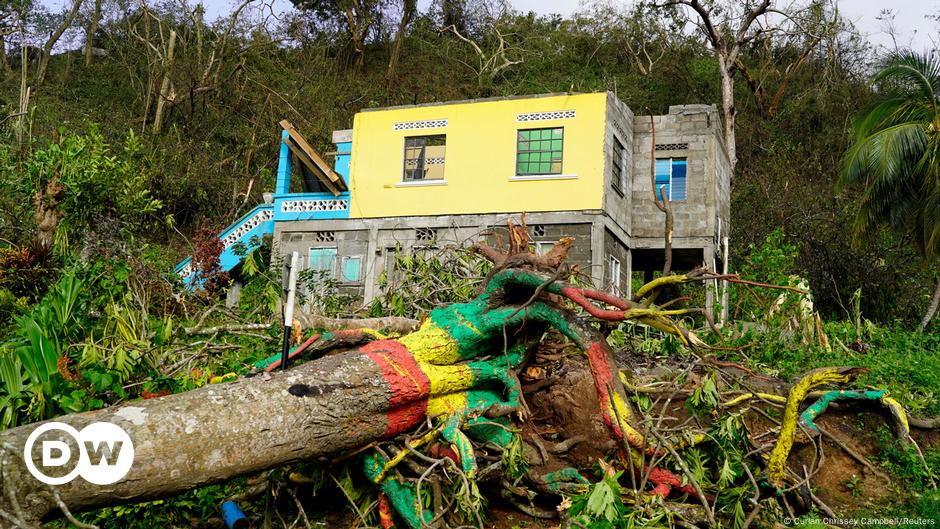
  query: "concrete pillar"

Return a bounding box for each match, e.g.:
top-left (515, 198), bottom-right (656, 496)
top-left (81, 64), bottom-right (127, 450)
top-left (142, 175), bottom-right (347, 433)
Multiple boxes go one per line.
top-left (720, 236), bottom-right (730, 324)
top-left (590, 219), bottom-right (605, 288)
top-left (625, 248), bottom-right (633, 299)
top-left (363, 225), bottom-right (379, 302)
top-left (704, 246), bottom-right (715, 322)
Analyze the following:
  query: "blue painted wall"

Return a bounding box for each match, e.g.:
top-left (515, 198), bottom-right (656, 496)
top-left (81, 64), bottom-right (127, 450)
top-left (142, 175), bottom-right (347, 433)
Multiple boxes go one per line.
top-left (275, 130), bottom-right (292, 195)
top-left (334, 141), bottom-right (351, 184)
top-left (176, 131), bottom-right (354, 284)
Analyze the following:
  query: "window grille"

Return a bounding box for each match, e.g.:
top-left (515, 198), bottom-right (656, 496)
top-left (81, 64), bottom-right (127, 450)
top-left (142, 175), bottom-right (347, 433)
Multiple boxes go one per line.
top-left (655, 143), bottom-right (689, 151)
top-left (314, 231), bottom-right (335, 243)
top-left (612, 137), bottom-right (626, 193)
top-left (416, 227), bottom-right (436, 241)
top-left (516, 110), bottom-right (576, 122)
top-left (609, 256), bottom-right (621, 291)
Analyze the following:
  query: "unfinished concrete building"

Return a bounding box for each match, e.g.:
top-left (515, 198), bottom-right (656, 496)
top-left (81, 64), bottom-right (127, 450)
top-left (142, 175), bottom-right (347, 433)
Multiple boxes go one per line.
top-left (177, 92), bottom-right (731, 312)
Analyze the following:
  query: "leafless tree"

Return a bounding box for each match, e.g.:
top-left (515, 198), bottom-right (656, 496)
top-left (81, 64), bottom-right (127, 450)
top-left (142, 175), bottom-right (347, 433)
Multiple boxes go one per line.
top-left (83, 0), bottom-right (102, 65)
top-left (36, 0), bottom-right (85, 84)
top-left (440, 20), bottom-right (523, 90)
top-left (655, 0), bottom-right (836, 173)
top-left (385, 0), bottom-right (416, 84)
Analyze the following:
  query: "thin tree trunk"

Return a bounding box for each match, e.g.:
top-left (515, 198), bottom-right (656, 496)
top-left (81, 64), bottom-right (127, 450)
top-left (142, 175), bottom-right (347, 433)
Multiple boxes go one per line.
top-left (647, 111), bottom-right (673, 276)
top-left (36, 0), bottom-right (84, 85)
top-left (83, 0), bottom-right (102, 66)
top-left (16, 26), bottom-right (28, 148)
top-left (152, 29), bottom-right (176, 134)
top-left (0, 33), bottom-right (8, 74)
top-left (385, 0), bottom-right (415, 86)
top-left (717, 54), bottom-right (737, 172)
top-left (920, 276), bottom-right (940, 331)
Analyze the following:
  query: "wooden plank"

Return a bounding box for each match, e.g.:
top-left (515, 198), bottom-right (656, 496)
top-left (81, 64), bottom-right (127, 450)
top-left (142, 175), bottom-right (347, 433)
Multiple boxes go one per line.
top-left (284, 139), bottom-right (340, 196)
top-left (279, 120), bottom-right (347, 190)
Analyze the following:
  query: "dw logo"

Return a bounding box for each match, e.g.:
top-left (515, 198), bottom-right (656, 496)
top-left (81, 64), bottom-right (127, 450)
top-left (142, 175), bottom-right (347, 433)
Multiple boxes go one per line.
top-left (23, 422), bottom-right (134, 485)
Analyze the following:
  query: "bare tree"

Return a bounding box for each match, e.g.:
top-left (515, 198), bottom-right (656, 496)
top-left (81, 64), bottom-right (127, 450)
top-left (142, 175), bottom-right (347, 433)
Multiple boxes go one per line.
top-left (290, 0), bottom-right (387, 69)
top-left (0, 2), bottom-right (16, 74)
top-left (151, 28), bottom-right (175, 133)
top-left (583, 1), bottom-right (685, 76)
top-left (655, 0), bottom-right (834, 172)
top-left (734, 2), bottom-right (841, 118)
top-left (36, 0), bottom-right (85, 84)
top-left (83, 0), bottom-right (102, 65)
top-left (647, 109), bottom-right (673, 276)
top-left (440, 20), bottom-right (523, 90)
top-left (385, 0), bottom-right (416, 84)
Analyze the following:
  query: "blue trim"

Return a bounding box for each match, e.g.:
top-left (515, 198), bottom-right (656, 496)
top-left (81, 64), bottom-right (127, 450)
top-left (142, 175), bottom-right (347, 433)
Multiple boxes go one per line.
top-left (334, 140), bottom-right (352, 185)
top-left (174, 256), bottom-right (191, 275)
top-left (175, 204), bottom-right (275, 285)
top-left (275, 130), bottom-right (291, 195)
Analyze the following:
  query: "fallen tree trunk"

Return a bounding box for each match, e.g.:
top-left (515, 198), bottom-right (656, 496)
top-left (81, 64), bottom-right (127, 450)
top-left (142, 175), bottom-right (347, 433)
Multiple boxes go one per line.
top-left (0, 350), bottom-right (401, 525)
top-left (296, 313), bottom-right (420, 334)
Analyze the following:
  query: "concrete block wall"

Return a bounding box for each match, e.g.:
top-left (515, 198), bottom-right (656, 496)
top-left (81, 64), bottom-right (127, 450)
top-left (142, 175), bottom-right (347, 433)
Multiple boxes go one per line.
top-left (631, 104), bottom-right (721, 242)
top-left (273, 212), bottom-right (602, 303)
top-left (276, 228), bottom-right (371, 298)
top-left (602, 93), bottom-right (635, 236)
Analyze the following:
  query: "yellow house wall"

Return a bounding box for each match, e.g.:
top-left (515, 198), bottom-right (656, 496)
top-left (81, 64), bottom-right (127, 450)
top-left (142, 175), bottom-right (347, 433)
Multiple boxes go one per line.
top-left (348, 93), bottom-right (607, 218)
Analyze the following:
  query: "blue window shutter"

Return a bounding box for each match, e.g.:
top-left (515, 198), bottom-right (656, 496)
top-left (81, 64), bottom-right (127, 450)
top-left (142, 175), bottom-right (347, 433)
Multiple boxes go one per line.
top-left (308, 248), bottom-right (337, 276)
top-left (671, 159), bottom-right (687, 201)
top-left (342, 256), bottom-right (362, 282)
top-left (655, 159), bottom-right (671, 201)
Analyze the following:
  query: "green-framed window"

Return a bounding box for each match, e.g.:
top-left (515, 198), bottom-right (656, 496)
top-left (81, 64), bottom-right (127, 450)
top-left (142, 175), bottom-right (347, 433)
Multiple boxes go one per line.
top-left (516, 128), bottom-right (563, 176)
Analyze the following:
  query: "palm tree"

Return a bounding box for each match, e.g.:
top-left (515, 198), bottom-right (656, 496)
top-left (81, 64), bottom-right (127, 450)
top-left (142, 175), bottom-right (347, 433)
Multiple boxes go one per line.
top-left (838, 51), bottom-right (940, 331)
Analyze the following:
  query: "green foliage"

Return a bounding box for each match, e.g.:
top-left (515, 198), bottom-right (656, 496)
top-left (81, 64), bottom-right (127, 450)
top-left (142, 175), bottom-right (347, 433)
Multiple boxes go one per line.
top-left (688, 371), bottom-right (720, 413)
top-left (0, 269), bottom-right (86, 425)
top-left (372, 246), bottom-right (489, 317)
top-left (568, 471), bottom-right (627, 527)
top-left (0, 2), bottom-right (937, 525)
top-left (500, 434), bottom-right (529, 481)
top-left (876, 429), bottom-right (939, 490)
top-left (23, 129), bottom-right (163, 252)
top-left (64, 483), bottom-right (236, 529)
top-left (726, 320), bottom-right (940, 416)
top-left (839, 51), bottom-right (940, 260)
top-left (729, 227), bottom-right (803, 321)
top-left (235, 243), bottom-right (281, 317)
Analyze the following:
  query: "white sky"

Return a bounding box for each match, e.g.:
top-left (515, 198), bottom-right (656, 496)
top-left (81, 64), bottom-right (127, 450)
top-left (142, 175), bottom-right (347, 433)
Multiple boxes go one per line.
top-left (497, 0), bottom-right (940, 52)
top-left (43, 0), bottom-right (939, 54)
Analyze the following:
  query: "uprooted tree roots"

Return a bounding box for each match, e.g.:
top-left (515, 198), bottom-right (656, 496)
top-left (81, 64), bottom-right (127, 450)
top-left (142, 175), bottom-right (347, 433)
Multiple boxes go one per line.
top-left (0, 226), bottom-right (935, 529)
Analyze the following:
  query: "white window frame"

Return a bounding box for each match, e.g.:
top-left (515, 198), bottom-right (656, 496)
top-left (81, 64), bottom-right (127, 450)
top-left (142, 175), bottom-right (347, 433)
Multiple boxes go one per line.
top-left (532, 241), bottom-right (555, 255)
top-left (609, 255), bottom-right (621, 291)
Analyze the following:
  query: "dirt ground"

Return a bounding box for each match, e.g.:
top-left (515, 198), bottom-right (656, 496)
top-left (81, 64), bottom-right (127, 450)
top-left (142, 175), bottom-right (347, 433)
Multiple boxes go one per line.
top-left (510, 349), bottom-right (939, 526)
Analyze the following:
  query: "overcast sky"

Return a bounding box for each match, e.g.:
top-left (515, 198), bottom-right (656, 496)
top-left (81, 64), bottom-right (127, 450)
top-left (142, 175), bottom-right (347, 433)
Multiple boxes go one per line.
top-left (44, 0), bottom-right (939, 53)
top-left (513, 0), bottom-right (940, 53)
top-left (213, 0), bottom-right (937, 53)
